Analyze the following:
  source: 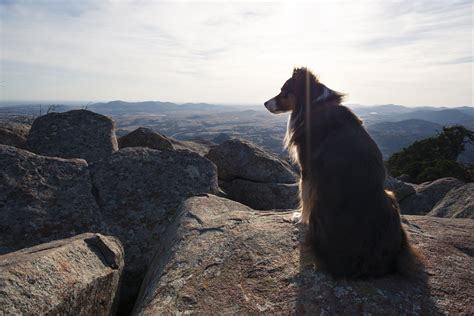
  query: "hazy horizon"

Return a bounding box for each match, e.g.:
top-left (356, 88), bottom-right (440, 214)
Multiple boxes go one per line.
top-left (1, 1), bottom-right (472, 107)
top-left (1, 99), bottom-right (473, 110)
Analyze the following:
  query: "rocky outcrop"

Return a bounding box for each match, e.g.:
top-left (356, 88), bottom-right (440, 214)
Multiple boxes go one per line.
top-left (400, 177), bottom-right (464, 215)
top-left (91, 147), bottom-right (218, 312)
top-left (118, 127), bottom-right (174, 151)
top-left (206, 139), bottom-right (296, 183)
top-left (3, 107), bottom-right (473, 314)
top-left (206, 139), bottom-right (298, 209)
top-left (428, 183), bottom-right (474, 219)
top-left (227, 179), bottom-right (299, 210)
top-left (384, 176), bottom-right (416, 201)
top-left (0, 145), bottom-right (103, 255)
top-left (170, 138), bottom-right (215, 156)
top-left (26, 110), bottom-right (118, 163)
top-left (0, 233), bottom-right (124, 315)
top-left (396, 174), bottom-right (414, 183)
top-left (134, 195), bottom-right (474, 315)
top-left (212, 133), bottom-right (232, 144)
top-left (0, 122), bottom-right (29, 149)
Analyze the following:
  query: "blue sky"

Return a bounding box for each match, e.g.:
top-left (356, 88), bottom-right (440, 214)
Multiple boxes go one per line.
top-left (0, 0), bottom-right (472, 106)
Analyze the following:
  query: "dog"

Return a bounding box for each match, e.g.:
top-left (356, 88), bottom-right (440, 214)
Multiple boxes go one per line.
top-left (264, 67), bottom-right (421, 278)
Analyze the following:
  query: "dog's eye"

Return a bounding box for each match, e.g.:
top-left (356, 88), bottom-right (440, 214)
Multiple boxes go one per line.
top-left (281, 90), bottom-right (288, 98)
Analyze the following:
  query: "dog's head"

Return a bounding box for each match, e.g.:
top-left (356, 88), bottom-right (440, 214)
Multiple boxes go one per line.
top-left (264, 67), bottom-right (341, 114)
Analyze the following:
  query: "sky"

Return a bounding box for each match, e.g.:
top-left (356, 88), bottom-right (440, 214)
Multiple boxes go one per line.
top-left (0, 0), bottom-right (472, 107)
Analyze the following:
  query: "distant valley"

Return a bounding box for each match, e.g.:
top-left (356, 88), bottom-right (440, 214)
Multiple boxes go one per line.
top-left (1, 101), bottom-right (473, 160)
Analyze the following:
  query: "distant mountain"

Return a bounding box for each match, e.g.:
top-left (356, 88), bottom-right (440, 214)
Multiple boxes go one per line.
top-left (0, 101), bottom-right (239, 116)
top-left (350, 104), bottom-right (472, 115)
top-left (89, 101), bottom-right (237, 114)
top-left (351, 104), bottom-right (414, 115)
top-left (455, 106), bottom-right (474, 116)
top-left (0, 101), bottom-right (472, 161)
top-left (355, 106), bottom-right (473, 127)
top-left (89, 101), bottom-right (176, 114)
top-left (367, 119), bottom-right (443, 159)
top-left (393, 109), bottom-right (473, 125)
top-left (368, 119), bottom-right (443, 134)
top-left (0, 104), bottom-right (71, 115)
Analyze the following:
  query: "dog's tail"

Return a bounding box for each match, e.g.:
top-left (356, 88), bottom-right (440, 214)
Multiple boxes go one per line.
top-left (386, 190), bottom-right (425, 278)
top-left (396, 228), bottom-right (425, 278)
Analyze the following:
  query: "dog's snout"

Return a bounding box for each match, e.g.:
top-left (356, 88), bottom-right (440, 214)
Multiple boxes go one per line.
top-left (264, 98), bottom-right (279, 113)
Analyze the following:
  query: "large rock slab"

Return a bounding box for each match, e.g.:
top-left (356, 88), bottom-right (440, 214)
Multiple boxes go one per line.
top-left (118, 127), bottom-right (174, 151)
top-left (428, 183), bottom-right (474, 219)
top-left (396, 174), bottom-right (414, 183)
top-left (384, 176), bottom-right (416, 201)
top-left (0, 122), bottom-right (30, 149)
top-left (0, 145), bottom-right (103, 255)
top-left (26, 110), bottom-right (118, 163)
top-left (206, 139), bottom-right (296, 183)
top-left (205, 139), bottom-right (298, 209)
top-left (170, 138), bottom-right (215, 156)
top-left (0, 233), bottom-right (124, 315)
top-left (134, 195), bottom-right (474, 315)
top-left (91, 147), bottom-right (218, 312)
top-left (400, 177), bottom-right (464, 215)
top-left (227, 179), bottom-right (299, 210)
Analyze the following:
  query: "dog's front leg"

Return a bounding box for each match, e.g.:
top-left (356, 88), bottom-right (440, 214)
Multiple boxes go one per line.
top-left (291, 210), bottom-right (303, 223)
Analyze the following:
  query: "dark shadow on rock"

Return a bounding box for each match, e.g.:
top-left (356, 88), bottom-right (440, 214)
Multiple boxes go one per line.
top-left (129, 199), bottom-right (188, 315)
top-left (84, 234), bottom-right (124, 316)
top-left (88, 148), bottom-right (219, 315)
top-left (127, 196), bottom-right (472, 315)
top-left (295, 223), bottom-right (441, 315)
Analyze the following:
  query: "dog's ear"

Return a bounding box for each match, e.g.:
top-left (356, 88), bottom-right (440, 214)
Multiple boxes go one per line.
top-left (292, 67), bottom-right (314, 85)
top-left (291, 68), bottom-right (307, 97)
top-left (290, 67), bottom-right (324, 106)
top-left (292, 67), bottom-right (299, 78)
top-left (291, 68), bottom-right (302, 86)
top-left (292, 67), bottom-right (304, 79)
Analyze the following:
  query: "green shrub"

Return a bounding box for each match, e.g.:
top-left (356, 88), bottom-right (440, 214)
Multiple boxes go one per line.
top-left (417, 160), bottom-right (471, 182)
top-left (386, 126), bottom-right (473, 183)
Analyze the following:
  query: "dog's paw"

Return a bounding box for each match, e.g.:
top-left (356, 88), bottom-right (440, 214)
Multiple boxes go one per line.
top-left (291, 211), bottom-right (302, 223)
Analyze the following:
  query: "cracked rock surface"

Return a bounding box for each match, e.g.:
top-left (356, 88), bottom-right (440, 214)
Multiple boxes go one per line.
top-left (26, 110), bottom-right (118, 163)
top-left (206, 139), bottom-right (298, 209)
top-left (134, 194), bottom-right (474, 315)
top-left (91, 147), bottom-right (219, 311)
top-left (0, 145), bottom-right (103, 255)
top-left (206, 139), bottom-right (296, 183)
top-left (118, 127), bottom-right (174, 151)
top-left (428, 183), bottom-right (474, 219)
top-left (0, 233), bottom-right (124, 315)
top-left (0, 121), bottom-right (29, 149)
top-left (400, 177), bottom-right (464, 215)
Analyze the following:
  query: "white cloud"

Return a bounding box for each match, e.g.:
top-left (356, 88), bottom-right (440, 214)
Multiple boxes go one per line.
top-left (0, 0), bottom-right (472, 106)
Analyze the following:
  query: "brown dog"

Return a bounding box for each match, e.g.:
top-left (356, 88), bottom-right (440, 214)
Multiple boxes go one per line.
top-left (264, 67), bottom-right (420, 278)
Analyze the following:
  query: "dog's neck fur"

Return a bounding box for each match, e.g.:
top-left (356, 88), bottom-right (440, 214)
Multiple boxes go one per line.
top-left (284, 82), bottom-right (341, 165)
